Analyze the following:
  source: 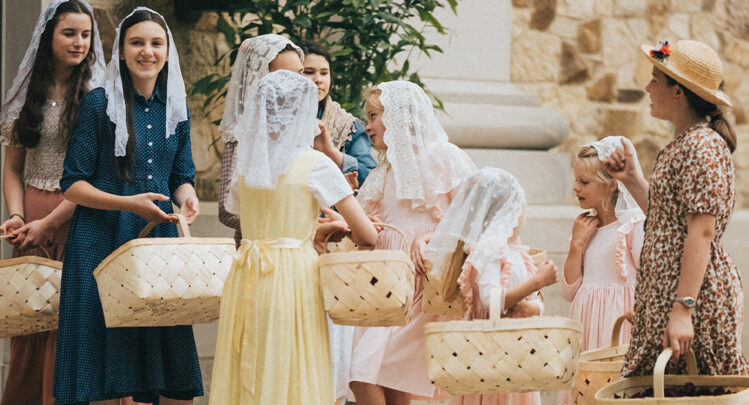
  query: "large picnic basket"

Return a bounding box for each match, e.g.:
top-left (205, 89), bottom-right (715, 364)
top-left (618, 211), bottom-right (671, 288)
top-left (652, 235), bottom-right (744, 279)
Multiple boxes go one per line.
top-left (422, 248), bottom-right (547, 317)
top-left (424, 291), bottom-right (583, 395)
top-left (572, 315), bottom-right (629, 404)
top-left (93, 214), bottom-right (236, 327)
top-left (0, 238), bottom-right (61, 338)
top-left (319, 223), bottom-right (415, 327)
top-left (595, 348), bottom-right (749, 404)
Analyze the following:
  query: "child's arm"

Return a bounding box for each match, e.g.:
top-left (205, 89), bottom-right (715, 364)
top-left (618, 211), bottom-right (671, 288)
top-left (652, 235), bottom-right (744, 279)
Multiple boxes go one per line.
top-left (629, 220), bottom-right (645, 269)
top-left (504, 259), bottom-right (558, 311)
top-left (563, 213), bottom-right (599, 301)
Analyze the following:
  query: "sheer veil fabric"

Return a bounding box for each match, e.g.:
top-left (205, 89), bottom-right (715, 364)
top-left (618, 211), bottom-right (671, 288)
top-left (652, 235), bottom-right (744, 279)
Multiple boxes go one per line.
top-left (0, 0), bottom-right (106, 133)
top-left (219, 34), bottom-right (304, 144)
top-left (226, 70), bottom-right (320, 213)
top-left (357, 80), bottom-right (476, 216)
top-left (426, 167), bottom-right (526, 284)
top-left (105, 6), bottom-right (187, 157)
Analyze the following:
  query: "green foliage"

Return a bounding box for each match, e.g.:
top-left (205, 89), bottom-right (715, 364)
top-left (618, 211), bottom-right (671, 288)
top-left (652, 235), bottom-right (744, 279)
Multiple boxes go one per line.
top-left (191, 0), bottom-right (457, 120)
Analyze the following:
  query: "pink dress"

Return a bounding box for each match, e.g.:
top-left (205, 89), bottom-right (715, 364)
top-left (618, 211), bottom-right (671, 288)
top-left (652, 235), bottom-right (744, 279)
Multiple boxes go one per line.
top-left (451, 244), bottom-right (543, 405)
top-left (557, 218), bottom-right (643, 405)
top-left (348, 167), bottom-right (451, 397)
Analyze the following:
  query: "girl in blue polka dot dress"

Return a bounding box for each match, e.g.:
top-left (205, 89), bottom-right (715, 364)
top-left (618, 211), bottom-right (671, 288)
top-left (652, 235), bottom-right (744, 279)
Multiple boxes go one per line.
top-left (54, 8), bottom-right (202, 405)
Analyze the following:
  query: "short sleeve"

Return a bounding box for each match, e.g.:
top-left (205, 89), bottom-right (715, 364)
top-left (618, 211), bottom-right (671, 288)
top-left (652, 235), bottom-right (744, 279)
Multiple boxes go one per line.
top-left (60, 90), bottom-right (105, 193)
top-left (678, 131), bottom-right (732, 216)
top-left (0, 121), bottom-right (18, 146)
top-left (309, 156), bottom-right (353, 208)
top-left (169, 106), bottom-right (196, 199)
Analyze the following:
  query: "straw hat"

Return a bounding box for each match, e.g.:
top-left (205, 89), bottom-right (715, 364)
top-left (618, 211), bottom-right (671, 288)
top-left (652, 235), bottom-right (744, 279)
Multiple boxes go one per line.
top-left (640, 40), bottom-right (732, 107)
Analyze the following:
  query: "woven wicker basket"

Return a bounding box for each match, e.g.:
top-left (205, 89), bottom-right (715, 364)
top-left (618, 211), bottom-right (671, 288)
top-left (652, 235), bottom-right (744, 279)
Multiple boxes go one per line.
top-left (0, 240), bottom-right (61, 338)
top-left (595, 348), bottom-right (749, 404)
top-left (94, 215), bottom-right (236, 327)
top-left (424, 291), bottom-right (583, 395)
top-left (572, 315), bottom-right (629, 404)
top-left (319, 223), bottom-right (415, 327)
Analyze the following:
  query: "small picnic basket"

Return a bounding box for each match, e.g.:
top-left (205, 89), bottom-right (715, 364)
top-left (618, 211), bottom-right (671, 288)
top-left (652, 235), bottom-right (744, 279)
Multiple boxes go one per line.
top-left (595, 348), bottom-right (749, 404)
top-left (94, 214), bottom-right (236, 327)
top-left (424, 291), bottom-right (583, 395)
top-left (572, 315), bottom-right (629, 404)
top-left (0, 238), bottom-right (61, 338)
top-left (319, 223), bottom-right (415, 327)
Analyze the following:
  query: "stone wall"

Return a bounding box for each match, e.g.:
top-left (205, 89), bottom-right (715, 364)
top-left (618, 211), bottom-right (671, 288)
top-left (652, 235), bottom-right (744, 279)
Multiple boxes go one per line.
top-left (89, 0), bottom-right (229, 201)
top-left (510, 0), bottom-right (749, 205)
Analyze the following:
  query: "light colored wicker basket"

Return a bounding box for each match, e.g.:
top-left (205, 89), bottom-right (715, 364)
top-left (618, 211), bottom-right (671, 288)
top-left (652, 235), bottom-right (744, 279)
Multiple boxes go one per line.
top-left (93, 215), bottom-right (236, 327)
top-left (0, 240), bottom-right (61, 338)
top-left (573, 315), bottom-right (629, 404)
top-left (319, 223), bottom-right (415, 327)
top-left (424, 291), bottom-right (583, 395)
top-left (595, 348), bottom-right (749, 404)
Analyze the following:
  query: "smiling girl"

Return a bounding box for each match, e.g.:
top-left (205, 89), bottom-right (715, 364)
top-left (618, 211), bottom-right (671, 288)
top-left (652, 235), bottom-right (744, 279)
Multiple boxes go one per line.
top-left (0, 1), bottom-right (105, 404)
top-left (53, 8), bottom-right (202, 404)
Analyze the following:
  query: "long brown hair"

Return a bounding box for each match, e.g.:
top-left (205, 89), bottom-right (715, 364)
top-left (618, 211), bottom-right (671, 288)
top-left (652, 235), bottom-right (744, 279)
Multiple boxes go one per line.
top-left (114, 9), bottom-right (169, 182)
top-left (13, 0), bottom-right (96, 148)
top-left (664, 74), bottom-right (737, 153)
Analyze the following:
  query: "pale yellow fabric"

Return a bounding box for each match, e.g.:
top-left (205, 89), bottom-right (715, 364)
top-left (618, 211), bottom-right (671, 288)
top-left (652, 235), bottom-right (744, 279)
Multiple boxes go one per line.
top-left (210, 149), bottom-right (333, 405)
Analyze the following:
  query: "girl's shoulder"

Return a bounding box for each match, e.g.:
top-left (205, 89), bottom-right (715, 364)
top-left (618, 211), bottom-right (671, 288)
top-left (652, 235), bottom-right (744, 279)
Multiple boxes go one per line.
top-left (80, 87), bottom-right (108, 113)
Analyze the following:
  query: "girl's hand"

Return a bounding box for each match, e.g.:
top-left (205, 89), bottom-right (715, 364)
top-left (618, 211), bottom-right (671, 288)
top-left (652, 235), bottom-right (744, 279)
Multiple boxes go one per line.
top-left (602, 138), bottom-right (640, 184)
top-left (14, 218), bottom-right (55, 250)
top-left (127, 193), bottom-right (172, 223)
top-left (410, 232), bottom-right (432, 277)
top-left (345, 171), bottom-right (359, 191)
top-left (507, 299), bottom-right (540, 318)
top-left (314, 121), bottom-right (335, 154)
top-left (179, 195), bottom-right (200, 225)
top-left (571, 212), bottom-right (599, 250)
top-left (533, 259), bottom-right (559, 288)
top-left (663, 304), bottom-right (694, 360)
top-left (314, 220), bottom-right (350, 253)
top-left (0, 216), bottom-right (26, 243)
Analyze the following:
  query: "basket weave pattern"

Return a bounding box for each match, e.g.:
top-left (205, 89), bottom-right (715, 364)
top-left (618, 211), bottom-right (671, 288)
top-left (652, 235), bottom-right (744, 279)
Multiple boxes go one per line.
top-left (319, 223), bottom-right (415, 327)
top-left (94, 215), bottom-right (235, 327)
top-left (0, 256), bottom-right (61, 338)
top-left (425, 316), bottom-right (582, 395)
top-left (422, 274), bottom-right (465, 317)
top-left (572, 316), bottom-right (628, 404)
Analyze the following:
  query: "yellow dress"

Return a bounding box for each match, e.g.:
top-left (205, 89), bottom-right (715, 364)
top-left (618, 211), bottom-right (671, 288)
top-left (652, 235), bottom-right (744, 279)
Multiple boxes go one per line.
top-left (210, 150), bottom-right (333, 404)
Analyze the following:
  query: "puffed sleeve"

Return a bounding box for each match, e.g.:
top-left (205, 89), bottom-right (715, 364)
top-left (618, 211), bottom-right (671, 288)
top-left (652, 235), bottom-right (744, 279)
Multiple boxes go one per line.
top-left (309, 156), bottom-right (353, 208)
top-left (342, 121), bottom-right (377, 185)
top-left (60, 89), bottom-right (106, 193)
top-left (169, 106), bottom-right (196, 199)
top-left (678, 130), bottom-right (733, 217)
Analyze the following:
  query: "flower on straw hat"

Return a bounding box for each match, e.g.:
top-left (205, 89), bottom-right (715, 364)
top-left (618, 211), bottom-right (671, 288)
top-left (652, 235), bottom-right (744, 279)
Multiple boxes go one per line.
top-left (640, 39), bottom-right (731, 108)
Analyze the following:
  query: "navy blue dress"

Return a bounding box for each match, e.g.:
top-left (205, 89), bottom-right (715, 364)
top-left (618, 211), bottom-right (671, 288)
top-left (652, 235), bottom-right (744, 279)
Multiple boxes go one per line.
top-left (54, 86), bottom-right (203, 404)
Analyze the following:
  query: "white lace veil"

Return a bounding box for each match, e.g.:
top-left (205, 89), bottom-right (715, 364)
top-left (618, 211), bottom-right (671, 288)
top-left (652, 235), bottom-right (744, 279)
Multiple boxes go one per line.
top-left (219, 34), bottom-right (304, 143)
top-left (426, 167), bottom-right (527, 282)
top-left (357, 80), bottom-right (476, 214)
top-left (0, 0), bottom-right (106, 133)
top-left (105, 7), bottom-right (187, 157)
top-left (226, 70), bottom-right (319, 212)
top-left (583, 136), bottom-right (646, 278)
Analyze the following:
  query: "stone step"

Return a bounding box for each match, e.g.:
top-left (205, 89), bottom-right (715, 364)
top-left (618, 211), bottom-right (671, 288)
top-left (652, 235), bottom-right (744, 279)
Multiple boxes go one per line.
top-left (462, 148), bottom-right (573, 206)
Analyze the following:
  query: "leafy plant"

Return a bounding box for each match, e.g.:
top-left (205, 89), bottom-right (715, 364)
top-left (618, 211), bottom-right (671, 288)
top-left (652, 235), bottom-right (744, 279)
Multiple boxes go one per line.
top-left (190, 0), bottom-right (458, 125)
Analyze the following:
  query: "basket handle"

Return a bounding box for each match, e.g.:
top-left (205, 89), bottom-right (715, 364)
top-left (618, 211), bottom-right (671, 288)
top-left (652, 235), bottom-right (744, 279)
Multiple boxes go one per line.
top-left (489, 289), bottom-right (503, 320)
top-left (0, 234), bottom-right (50, 258)
top-left (322, 222), bottom-right (406, 253)
top-left (137, 214), bottom-right (191, 239)
top-left (609, 315), bottom-right (629, 347)
top-left (653, 347), bottom-right (698, 398)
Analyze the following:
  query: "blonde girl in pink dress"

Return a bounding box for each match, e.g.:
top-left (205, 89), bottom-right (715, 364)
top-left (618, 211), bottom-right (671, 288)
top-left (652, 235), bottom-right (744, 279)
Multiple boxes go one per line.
top-left (428, 167), bottom-right (559, 405)
top-left (349, 80), bottom-right (476, 405)
top-left (557, 136), bottom-right (645, 405)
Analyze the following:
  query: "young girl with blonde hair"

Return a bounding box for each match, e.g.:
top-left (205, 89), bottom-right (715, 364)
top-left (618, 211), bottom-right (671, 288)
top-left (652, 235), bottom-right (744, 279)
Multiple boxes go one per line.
top-left (349, 80), bottom-right (475, 405)
top-left (427, 167), bottom-right (559, 405)
top-left (557, 136), bottom-right (645, 405)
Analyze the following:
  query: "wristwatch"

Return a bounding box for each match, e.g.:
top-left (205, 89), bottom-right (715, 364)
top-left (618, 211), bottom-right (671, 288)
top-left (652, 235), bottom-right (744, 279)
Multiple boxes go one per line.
top-left (674, 296), bottom-right (696, 308)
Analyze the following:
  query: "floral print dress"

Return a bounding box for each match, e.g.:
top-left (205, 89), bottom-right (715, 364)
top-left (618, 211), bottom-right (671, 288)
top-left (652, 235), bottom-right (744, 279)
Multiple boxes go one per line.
top-left (622, 122), bottom-right (749, 376)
